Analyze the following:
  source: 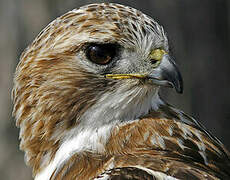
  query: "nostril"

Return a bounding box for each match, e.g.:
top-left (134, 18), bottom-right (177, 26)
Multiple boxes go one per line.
top-left (150, 59), bottom-right (158, 65)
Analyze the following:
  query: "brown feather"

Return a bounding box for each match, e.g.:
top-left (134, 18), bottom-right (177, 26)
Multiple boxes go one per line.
top-left (50, 117), bottom-right (229, 179)
top-left (12, 3), bottom-right (230, 179)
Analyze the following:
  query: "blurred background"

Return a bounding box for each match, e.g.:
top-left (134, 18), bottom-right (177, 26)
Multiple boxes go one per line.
top-left (0, 0), bottom-right (229, 179)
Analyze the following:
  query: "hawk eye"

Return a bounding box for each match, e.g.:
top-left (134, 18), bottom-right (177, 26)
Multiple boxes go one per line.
top-left (86, 44), bottom-right (117, 65)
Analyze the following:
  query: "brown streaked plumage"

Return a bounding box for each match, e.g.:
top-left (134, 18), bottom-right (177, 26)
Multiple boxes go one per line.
top-left (12, 3), bottom-right (230, 180)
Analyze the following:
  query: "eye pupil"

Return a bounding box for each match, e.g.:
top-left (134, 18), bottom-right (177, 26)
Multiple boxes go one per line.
top-left (86, 44), bottom-right (116, 65)
top-left (89, 46), bottom-right (111, 63)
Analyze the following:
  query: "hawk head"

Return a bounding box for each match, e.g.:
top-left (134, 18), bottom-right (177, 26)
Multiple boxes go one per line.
top-left (13, 3), bottom-right (184, 177)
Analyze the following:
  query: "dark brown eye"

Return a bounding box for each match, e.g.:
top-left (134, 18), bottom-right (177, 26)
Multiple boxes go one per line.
top-left (86, 44), bottom-right (117, 65)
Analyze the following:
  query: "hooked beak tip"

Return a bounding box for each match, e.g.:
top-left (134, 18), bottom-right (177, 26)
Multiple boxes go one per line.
top-left (174, 78), bottom-right (183, 94)
top-left (150, 54), bottom-right (184, 94)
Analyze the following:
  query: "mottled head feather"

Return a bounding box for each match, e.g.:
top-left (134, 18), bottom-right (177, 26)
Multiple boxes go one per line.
top-left (12, 3), bottom-right (167, 175)
top-left (12, 3), bottom-right (230, 179)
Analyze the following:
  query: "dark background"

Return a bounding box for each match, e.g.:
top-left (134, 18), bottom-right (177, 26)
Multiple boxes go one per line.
top-left (0, 0), bottom-right (229, 179)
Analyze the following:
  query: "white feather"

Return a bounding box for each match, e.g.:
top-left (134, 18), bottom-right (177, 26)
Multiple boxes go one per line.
top-left (36, 83), bottom-right (163, 180)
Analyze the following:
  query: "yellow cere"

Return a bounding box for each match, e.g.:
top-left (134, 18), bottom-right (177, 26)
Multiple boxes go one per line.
top-left (150, 49), bottom-right (167, 61)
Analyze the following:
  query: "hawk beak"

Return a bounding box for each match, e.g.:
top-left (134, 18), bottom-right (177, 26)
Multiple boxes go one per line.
top-left (148, 54), bottom-right (183, 94)
top-left (105, 54), bottom-right (183, 94)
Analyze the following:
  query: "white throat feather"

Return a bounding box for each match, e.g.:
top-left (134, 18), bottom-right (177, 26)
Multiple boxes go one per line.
top-left (36, 83), bottom-right (163, 180)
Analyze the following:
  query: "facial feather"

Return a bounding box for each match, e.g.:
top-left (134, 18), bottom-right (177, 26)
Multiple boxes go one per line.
top-left (12, 2), bottom-right (230, 180)
top-left (12, 3), bottom-right (167, 175)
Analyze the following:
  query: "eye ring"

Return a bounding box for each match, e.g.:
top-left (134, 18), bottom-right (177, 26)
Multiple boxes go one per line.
top-left (86, 43), bottom-right (117, 65)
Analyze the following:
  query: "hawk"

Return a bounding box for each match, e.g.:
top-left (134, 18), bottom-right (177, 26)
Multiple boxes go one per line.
top-left (12, 3), bottom-right (230, 180)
